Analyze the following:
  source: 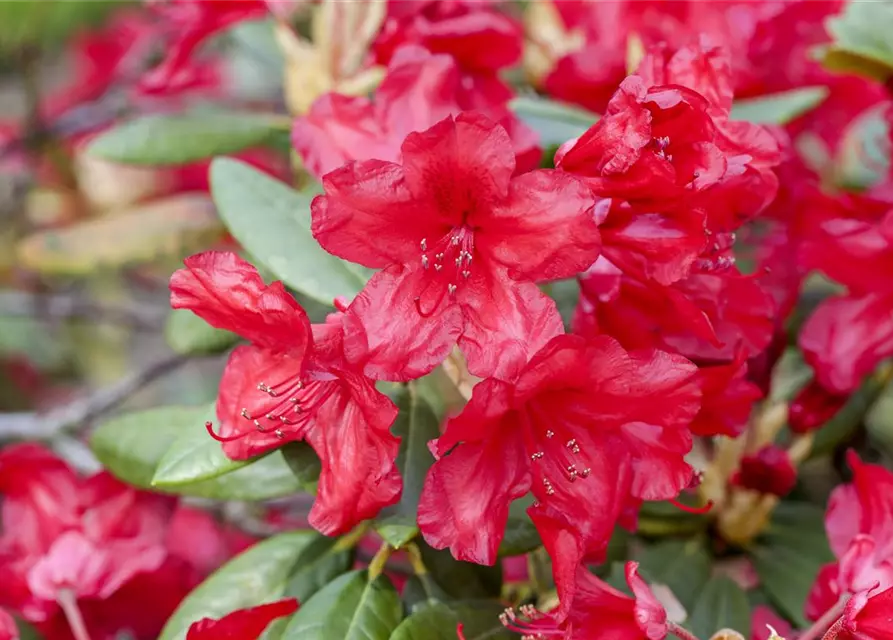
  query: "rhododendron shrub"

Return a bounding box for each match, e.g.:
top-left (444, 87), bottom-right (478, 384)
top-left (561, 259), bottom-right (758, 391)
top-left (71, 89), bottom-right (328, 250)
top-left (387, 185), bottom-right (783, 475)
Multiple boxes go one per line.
top-left (3, 1), bottom-right (893, 639)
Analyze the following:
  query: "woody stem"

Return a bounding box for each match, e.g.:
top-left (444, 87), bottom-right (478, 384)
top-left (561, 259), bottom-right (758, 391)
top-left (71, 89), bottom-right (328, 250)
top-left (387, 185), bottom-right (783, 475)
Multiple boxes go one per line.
top-left (667, 622), bottom-right (702, 640)
top-left (57, 588), bottom-right (93, 640)
top-left (798, 599), bottom-right (847, 640)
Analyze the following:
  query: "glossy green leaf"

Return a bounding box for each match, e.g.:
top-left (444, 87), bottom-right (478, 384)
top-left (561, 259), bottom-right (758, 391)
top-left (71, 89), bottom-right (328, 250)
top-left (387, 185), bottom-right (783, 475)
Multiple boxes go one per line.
top-left (391, 600), bottom-right (513, 640)
top-left (281, 441), bottom-right (322, 493)
top-left (499, 495), bottom-right (541, 557)
top-left (87, 112), bottom-right (289, 165)
top-left (822, 1), bottom-right (893, 82)
top-left (419, 542), bottom-right (503, 600)
top-left (751, 502), bottom-right (833, 628)
top-left (159, 532), bottom-right (316, 640)
top-left (91, 405), bottom-right (206, 488)
top-left (152, 405), bottom-right (248, 487)
top-left (635, 538), bottom-right (712, 612)
top-left (165, 309), bottom-right (239, 355)
top-left (171, 450), bottom-right (303, 501)
top-left (375, 385), bottom-right (440, 548)
top-left (281, 570), bottom-right (402, 639)
top-left (402, 575), bottom-right (453, 613)
top-left (282, 534), bottom-right (354, 603)
top-left (210, 158), bottom-right (367, 305)
top-left (730, 87), bottom-right (828, 125)
top-left (509, 96), bottom-right (598, 147)
top-left (687, 576), bottom-right (751, 639)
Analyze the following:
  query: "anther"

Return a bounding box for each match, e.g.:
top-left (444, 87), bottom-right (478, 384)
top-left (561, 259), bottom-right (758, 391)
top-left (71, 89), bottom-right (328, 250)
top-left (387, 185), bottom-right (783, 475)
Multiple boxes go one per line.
top-left (448, 284), bottom-right (457, 295)
top-left (435, 252), bottom-right (444, 260)
top-left (422, 255), bottom-right (429, 269)
top-left (240, 408), bottom-right (250, 419)
top-left (530, 451), bottom-right (544, 461)
top-left (434, 264), bottom-right (442, 271)
top-left (420, 238), bottom-right (427, 251)
top-left (275, 428), bottom-right (284, 439)
top-left (451, 236), bottom-right (460, 246)
top-left (462, 270), bottom-right (470, 278)
top-left (545, 430), bottom-right (554, 438)
top-left (580, 468), bottom-right (591, 478)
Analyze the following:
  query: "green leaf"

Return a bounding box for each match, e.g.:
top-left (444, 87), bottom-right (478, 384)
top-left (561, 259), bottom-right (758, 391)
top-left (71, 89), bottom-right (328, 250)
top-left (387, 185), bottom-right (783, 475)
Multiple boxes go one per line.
top-left (391, 601), bottom-right (513, 640)
top-left (159, 531), bottom-right (316, 640)
top-left (499, 496), bottom-right (541, 557)
top-left (687, 576), bottom-right (751, 639)
top-left (210, 158), bottom-right (368, 305)
top-left (281, 441), bottom-right (323, 493)
top-left (635, 538), bottom-right (712, 612)
top-left (509, 96), bottom-right (598, 147)
top-left (282, 534), bottom-right (354, 603)
top-left (165, 309), bottom-right (239, 355)
top-left (730, 87), bottom-right (829, 125)
top-left (419, 542), bottom-right (503, 600)
top-left (402, 575), bottom-right (453, 613)
top-left (751, 502), bottom-right (833, 628)
top-left (822, 1), bottom-right (893, 82)
top-left (152, 405), bottom-right (248, 487)
top-left (87, 112), bottom-right (289, 165)
top-left (91, 405), bottom-right (206, 489)
top-left (281, 570), bottom-right (402, 639)
top-left (375, 385), bottom-right (441, 548)
top-left (833, 103), bottom-right (890, 191)
top-left (170, 450), bottom-right (304, 501)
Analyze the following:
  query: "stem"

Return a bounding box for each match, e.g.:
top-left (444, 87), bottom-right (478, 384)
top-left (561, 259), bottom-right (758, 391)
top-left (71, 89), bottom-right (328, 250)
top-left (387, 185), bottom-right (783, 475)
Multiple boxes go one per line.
top-left (57, 589), bottom-right (92, 640)
top-left (367, 541), bottom-right (393, 580)
top-left (332, 522), bottom-right (370, 552)
top-left (406, 542), bottom-right (428, 576)
top-left (667, 622), bottom-right (702, 640)
top-left (799, 599), bottom-right (847, 640)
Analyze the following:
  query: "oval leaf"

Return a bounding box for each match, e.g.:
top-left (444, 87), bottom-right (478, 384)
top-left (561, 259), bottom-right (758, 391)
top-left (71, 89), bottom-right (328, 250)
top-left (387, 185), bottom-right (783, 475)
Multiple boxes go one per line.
top-left (209, 158), bottom-right (367, 304)
top-left (171, 450), bottom-right (304, 501)
top-left (392, 601), bottom-right (514, 640)
top-left (822, 1), bottom-right (893, 82)
top-left (165, 308), bottom-right (239, 355)
top-left (159, 531), bottom-right (316, 640)
top-left (281, 570), bottom-right (402, 640)
top-left (91, 405), bottom-right (206, 488)
top-left (509, 96), bottom-right (598, 147)
top-left (687, 576), bottom-right (751, 639)
top-left (17, 194), bottom-right (223, 275)
top-left (730, 87), bottom-right (829, 125)
top-left (282, 535), bottom-right (354, 603)
top-left (87, 112), bottom-right (289, 165)
top-left (635, 538), bottom-right (712, 612)
top-left (152, 404), bottom-right (248, 487)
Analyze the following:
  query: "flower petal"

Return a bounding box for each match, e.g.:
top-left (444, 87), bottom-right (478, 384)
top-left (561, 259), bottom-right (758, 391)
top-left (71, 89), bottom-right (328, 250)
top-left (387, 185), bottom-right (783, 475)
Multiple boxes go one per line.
top-left (186, 599), bottom-right (299, 640)
top-left (170, 251), bottom-right (311, 352)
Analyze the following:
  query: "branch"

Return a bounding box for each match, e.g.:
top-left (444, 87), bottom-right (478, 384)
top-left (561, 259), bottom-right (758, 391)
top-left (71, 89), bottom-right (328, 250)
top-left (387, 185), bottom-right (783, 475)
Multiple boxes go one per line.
top-left (0, 290), bottom-right (165, 331)
top-left (0, 353), bottom-right (188, 440)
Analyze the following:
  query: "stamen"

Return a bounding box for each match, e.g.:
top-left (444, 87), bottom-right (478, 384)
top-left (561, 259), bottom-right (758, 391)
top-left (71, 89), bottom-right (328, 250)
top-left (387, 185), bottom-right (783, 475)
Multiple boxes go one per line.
top-left (669, 498), bottom-right (714, 514)
top-left (205, 421), bottom-right (250, 443)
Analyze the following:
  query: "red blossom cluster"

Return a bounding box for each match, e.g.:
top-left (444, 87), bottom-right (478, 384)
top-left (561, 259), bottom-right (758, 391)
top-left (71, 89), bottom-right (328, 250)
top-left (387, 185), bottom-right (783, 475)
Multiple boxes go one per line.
top-left (5, 0), bottom-right (893, 639)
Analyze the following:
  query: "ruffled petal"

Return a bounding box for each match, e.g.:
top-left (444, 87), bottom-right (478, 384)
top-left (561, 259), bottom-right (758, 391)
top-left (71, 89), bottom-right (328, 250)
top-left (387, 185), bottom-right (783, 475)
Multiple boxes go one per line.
top-left (800, 293), bottom-right (893, 394)
top-left (313, 161), bottom-right (437, 268)
top-left (170, 251), bottom-right (311, 352)
top-left (343, 265), bottom-right (463, 381)
top-left (305, 372), bottom-right (401, 535)
top-left (481, 169), bottom-right (600, 282)
top-left (458, 272), bottom-right (564, 380)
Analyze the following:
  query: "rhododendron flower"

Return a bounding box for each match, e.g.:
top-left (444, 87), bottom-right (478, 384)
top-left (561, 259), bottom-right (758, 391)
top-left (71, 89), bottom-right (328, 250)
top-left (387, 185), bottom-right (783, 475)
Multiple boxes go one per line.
top-left (186, 599), bottom-right (298, 639)
top-left (733, 445), bottom-right (798, 497)
top-left (170, 251), bottom-right (401, 534)
top-left (373, 0), bottom-right (522, 108)
top-left (502, 509), bottom-right (667, 640)
top-left (0, 445), bottom-right (173, 630)
top-left (292, 45), bottom-right (539, 180)
top-left (838, 585), bottom-right (893, 640)
top-left (691, 351), bottom-right (763, 437)
top-left (312, 113), bottom-right (599, 381)
top-left (418, 334), bottom-right (700, 564)
top-left (141, 0), bottom-right (269, 94)
top-left (789, 381), bottom-right (848, 434)
top-left (799, 209), bottom-right (893, 394)
top-left (0, 609), bottom-right (17, 640)
top-left (806, 452), bottom-right (893, 621)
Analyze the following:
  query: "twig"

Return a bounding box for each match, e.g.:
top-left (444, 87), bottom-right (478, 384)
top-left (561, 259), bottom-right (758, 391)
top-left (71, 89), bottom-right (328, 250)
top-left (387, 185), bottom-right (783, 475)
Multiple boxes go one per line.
top-left (0, 353), bottom-right (188, 440)
top-left (0, 290), bottom-right (165, 331)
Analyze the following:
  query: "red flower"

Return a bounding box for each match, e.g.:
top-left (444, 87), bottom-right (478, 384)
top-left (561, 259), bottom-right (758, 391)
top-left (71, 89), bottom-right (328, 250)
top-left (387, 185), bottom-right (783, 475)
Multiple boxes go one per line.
top-left (806, 452), bottom-right (893, 621)
top-left (789, 381), bottom-right (848, 434)
top-left (170, 251), bottom-right (401, 534)
top-left (838, 585), bottom-right (893, 640)
top-left (0, 609), bottom-right (18, 640)
top-left (373, 0), bottom-right (522, 107)
top-left (311, 113), bottom-right (599, 381)
top-left (417, 334), bottom-right (700, 565)
top-left (502, 508), bottom-right (667, 640)
top-left (732, 445), bottom-right (798, 497)
top-left (691, 351), bottom-right (763, 437)
top-left (186, 599), bottom-right (298, 639)
top-left (799, 209), bottom-right (893, 394)
top-left (140, 0), bottom-right (269, 95)
top-left (292, 45), bottom-right (539, 180)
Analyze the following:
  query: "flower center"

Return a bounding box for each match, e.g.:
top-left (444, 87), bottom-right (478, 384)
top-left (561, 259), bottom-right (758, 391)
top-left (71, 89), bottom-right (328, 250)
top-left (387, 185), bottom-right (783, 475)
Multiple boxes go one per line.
top-left (413, 226), bottom-right (476, 317)
top-left (500, 605), bottom-right (564, 639)
top-left (524, 404), bottom-right (592, 499)
top-left (206, 374), bottom-right (337, 442)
